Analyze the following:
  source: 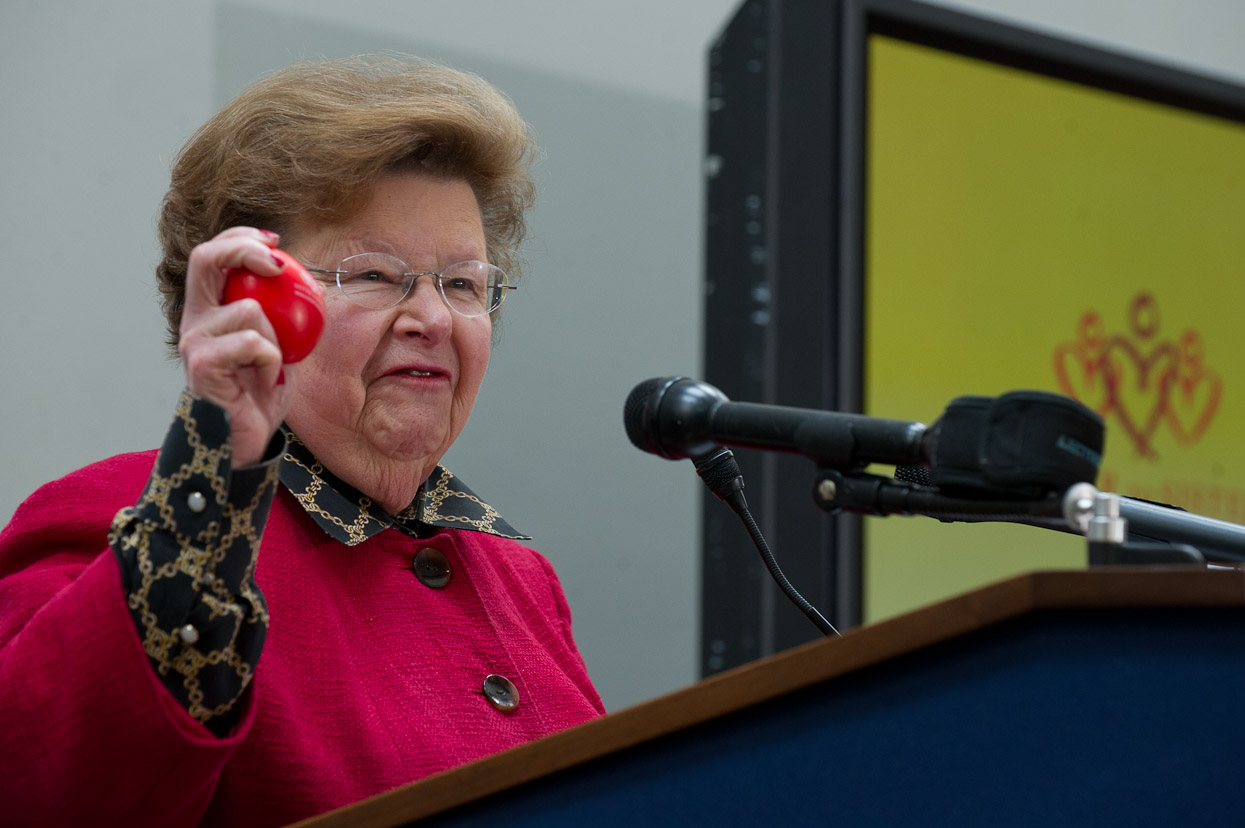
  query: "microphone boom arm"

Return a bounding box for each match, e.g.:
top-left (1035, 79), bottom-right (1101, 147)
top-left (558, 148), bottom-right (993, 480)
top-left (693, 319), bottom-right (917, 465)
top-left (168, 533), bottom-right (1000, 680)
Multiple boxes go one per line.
top-left (811, 468), bottom-right (1074, 530)
top-left (813, 469), bottom-right (1245, 565)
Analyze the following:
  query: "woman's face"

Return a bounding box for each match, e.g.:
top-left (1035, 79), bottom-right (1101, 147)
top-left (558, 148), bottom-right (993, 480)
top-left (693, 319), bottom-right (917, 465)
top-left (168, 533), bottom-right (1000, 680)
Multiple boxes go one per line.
top-left (283, 172), bottom-right (493, 493)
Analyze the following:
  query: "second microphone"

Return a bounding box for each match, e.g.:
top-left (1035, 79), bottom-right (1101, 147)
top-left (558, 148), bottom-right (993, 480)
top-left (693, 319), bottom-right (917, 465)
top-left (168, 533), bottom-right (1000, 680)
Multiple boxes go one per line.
top-left (623, 376), bottom-right (929, 469)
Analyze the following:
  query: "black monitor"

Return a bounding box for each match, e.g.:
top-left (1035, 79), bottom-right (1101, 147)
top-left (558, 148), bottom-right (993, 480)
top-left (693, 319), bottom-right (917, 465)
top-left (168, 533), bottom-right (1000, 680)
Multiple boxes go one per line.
top-left (702, 0), bottom-right (1245, 675)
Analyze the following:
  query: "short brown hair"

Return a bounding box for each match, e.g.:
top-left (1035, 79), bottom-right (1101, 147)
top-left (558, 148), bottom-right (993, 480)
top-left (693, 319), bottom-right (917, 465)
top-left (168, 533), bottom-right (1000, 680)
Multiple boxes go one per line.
top-left (156, 55), bottom-right (537, 353)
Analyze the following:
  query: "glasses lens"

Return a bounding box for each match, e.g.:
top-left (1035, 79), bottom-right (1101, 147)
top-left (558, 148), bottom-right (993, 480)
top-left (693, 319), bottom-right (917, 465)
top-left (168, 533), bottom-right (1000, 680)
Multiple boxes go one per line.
top-left (337, 253), bottom-right (412, 309)
top-left (439, 261), bottom-right (509, 317)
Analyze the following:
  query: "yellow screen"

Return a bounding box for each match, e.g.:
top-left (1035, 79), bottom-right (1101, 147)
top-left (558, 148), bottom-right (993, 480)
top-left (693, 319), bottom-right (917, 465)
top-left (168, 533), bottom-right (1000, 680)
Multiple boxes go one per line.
top-left (865, 34), bottom-right (1245, 622)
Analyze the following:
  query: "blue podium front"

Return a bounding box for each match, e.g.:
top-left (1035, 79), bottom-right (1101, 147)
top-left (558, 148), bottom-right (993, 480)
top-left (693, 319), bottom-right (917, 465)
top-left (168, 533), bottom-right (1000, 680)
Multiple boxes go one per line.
top-left (298, 570), bottom-right (1245, 828)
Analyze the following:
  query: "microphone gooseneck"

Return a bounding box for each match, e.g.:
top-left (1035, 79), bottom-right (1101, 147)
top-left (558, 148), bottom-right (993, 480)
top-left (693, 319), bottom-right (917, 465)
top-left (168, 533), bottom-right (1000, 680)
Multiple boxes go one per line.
top-left (626, 381), bottom-right (840, 638)
top-left (696, 446), bottom-right (839, 637)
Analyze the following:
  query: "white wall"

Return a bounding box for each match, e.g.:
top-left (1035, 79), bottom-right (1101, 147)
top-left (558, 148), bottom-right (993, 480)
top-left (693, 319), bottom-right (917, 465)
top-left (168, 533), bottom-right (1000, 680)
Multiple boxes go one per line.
top-left (2, 0), bottom-right (1243, 712)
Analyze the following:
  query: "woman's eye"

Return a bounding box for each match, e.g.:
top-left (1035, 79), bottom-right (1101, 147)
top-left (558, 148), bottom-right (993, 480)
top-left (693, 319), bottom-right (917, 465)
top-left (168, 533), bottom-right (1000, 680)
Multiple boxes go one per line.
top-left (342, 269), bottom-right (402, 287)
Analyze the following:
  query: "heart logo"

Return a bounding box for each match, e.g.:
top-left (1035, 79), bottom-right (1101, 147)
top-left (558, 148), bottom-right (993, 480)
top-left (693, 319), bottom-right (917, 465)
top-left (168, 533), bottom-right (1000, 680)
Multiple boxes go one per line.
top-left (1052, 311), bottom-right (1112, 415)
top-left (1165, 330), bottom-right (1222, 445)
top-left (1052, 292), bottom-right (1220, 461)
top-left (1100, 336), bottom-right (1176, 459)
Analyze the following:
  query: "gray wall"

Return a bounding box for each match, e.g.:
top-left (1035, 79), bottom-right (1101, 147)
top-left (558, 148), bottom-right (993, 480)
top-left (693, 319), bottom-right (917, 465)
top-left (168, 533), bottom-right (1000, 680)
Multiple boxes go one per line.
top-left (3, 0), bottom-right (1244, 712)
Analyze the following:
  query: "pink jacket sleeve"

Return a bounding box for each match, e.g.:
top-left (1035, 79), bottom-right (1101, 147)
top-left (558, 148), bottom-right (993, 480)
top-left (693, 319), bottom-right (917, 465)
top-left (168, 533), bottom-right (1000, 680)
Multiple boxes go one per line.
top-left (0, 454), bottom-right (255, 826)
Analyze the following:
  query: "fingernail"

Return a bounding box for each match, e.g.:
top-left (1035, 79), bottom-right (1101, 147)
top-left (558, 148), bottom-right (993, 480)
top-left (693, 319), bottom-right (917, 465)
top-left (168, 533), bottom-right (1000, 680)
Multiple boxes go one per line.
top-left (260, 229), bottom-right (279, 241)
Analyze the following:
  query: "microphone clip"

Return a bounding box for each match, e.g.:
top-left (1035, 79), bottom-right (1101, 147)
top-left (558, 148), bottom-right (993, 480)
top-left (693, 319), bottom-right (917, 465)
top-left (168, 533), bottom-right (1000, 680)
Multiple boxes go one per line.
top-left (692, 446), bottom-right (747, 511)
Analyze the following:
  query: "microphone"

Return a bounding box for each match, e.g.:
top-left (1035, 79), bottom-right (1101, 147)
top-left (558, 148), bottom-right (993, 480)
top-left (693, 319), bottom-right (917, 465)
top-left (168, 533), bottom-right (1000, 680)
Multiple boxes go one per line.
top-left (623, 380), bottom-right (839, 637)
top-left (626, 377), bottom-right (1104, 497)
top-left (624, 376), bottom-right (928, 470)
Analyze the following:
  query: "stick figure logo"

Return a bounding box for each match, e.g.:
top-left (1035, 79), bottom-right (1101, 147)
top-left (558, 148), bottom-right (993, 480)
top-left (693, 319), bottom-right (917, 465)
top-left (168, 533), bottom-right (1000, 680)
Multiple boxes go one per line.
top-left (1053, 292), bottom-right (1221, 459)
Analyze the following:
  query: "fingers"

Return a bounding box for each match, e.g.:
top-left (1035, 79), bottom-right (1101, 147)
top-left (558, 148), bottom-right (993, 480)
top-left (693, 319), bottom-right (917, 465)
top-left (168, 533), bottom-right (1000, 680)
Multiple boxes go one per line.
top-left (179, 226), bottom-right (290, 401)
top-left (175, 227), bottom-right (298, 465)
top-left (182, 227), bottom-right (283, 322)
top-left (181, 297), bottom-right (284, 395)
top-left (180, 226), bottom-right (284, 369)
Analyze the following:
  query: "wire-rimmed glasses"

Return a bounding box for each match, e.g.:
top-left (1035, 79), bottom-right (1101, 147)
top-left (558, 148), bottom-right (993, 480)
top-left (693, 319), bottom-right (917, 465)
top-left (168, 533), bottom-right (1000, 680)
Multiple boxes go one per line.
top-left (305, 252), bottom-right (515, 317)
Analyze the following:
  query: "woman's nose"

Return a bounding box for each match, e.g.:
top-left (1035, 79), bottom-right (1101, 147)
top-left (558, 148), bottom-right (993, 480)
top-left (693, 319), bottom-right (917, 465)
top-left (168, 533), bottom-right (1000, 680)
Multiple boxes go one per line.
top-left (393, 275), bottom-right (452, 338)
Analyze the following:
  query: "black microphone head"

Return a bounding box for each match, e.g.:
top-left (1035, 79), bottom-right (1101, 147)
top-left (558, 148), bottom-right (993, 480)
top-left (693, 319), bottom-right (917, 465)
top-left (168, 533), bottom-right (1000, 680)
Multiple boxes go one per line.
top-left (623, 376), bottom-right (729, 460)
top-left (624, 376), bottom-right (686, 459)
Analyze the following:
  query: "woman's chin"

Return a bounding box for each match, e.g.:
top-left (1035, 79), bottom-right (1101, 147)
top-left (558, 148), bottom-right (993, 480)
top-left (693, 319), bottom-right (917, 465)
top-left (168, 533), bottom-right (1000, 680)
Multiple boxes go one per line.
top-left (366, 417), bottom-right (452, 465)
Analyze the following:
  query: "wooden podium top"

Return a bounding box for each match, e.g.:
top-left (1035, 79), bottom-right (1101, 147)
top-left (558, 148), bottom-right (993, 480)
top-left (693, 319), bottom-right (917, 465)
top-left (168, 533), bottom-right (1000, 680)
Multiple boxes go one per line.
top-left (293, 567), bottom-right (1245, 828)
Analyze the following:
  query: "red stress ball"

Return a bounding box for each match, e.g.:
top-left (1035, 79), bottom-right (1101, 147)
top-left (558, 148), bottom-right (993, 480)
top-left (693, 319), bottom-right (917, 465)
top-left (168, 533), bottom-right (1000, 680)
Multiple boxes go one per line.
top-left (223, 248), bottom-right (326, 363)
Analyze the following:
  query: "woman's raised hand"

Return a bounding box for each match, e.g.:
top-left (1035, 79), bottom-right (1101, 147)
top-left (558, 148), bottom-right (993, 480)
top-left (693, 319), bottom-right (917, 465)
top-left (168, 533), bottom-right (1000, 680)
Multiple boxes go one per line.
top-left (179, 228), bottom-right (299, 466)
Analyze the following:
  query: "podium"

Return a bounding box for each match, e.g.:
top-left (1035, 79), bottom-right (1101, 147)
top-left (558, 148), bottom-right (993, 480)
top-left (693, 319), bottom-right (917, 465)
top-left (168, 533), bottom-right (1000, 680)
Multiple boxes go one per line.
top-left (294, 568), bottom-right (1245, 827)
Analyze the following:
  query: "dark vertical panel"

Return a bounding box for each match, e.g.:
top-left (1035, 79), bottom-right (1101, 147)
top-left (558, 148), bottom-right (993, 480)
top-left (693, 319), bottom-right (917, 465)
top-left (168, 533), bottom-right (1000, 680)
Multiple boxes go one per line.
top-left (703, 0), bottom-right (843, 675)
top-left (766, 0), bottom-right (842, 651)
top-left (702, 0), bottom-right (773, 675)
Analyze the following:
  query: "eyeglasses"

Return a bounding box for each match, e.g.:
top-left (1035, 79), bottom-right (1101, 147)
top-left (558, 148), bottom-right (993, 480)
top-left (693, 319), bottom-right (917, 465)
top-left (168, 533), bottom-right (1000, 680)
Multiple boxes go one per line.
top-left (305, 252), bottom-right (516, 318)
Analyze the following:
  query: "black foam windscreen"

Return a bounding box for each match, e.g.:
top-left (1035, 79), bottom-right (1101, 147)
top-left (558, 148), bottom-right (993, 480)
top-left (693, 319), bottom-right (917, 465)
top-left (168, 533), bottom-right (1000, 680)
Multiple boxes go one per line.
top-left (928, 391), bottom-right (1104, 497)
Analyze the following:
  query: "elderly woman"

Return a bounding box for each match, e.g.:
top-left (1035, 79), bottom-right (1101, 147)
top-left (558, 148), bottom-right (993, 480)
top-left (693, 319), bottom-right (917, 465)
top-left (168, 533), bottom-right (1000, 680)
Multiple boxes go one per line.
top-left (0, 57), bottom-right (603, 825)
